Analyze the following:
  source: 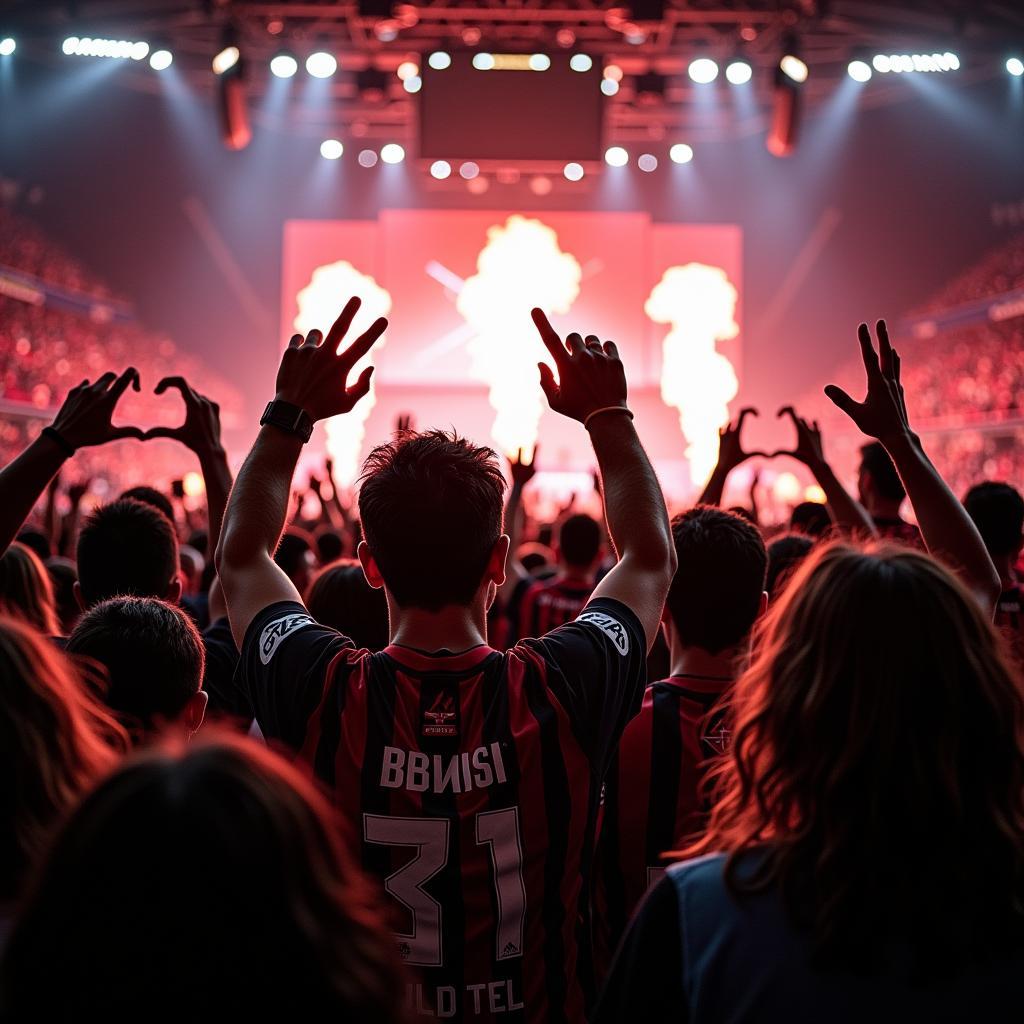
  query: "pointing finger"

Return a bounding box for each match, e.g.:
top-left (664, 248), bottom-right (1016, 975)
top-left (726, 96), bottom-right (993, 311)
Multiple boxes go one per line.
top-left (531, 308), bottom-right (568, 365)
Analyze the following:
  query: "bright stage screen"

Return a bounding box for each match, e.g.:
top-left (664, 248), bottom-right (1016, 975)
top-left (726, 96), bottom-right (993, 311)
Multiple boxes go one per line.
top-left (282, 211), bottom-right (741, 494)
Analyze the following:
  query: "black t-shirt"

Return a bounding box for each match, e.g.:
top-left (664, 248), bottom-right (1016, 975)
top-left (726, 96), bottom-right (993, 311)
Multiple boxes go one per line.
top-left (201, 617), bottom-right (244, 720)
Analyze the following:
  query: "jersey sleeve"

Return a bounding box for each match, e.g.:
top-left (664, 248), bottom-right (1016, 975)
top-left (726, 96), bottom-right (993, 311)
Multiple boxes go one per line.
top-left (237, 600), bottom-right (355, 750)
top-left (518, 597), bottom-right (647, 774)
top-left (201, 616), bottom-right (247, 722)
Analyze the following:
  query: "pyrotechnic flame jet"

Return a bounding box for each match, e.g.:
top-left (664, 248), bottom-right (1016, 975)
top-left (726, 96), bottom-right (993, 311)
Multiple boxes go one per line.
top-left (295, 261), bottom-right (392, 484)
top-left (645, 263), bottom-right (739, 487)
top-left (457, 216), bottom-right (581, 457)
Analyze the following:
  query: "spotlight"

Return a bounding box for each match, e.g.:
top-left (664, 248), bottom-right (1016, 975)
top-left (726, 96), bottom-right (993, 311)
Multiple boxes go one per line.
top-left (380, 143), bottom-right (405, 164)
top-left (725, 60), bottom-right (752, 84)
top-left (669, 143), bottom-right (693, 164)
top-left (467, 175), bottom-right (490, 194)
top-left (149, 49), bottom-right (173, 70)
top-left (604, 146), bottom-right (629, 167)
top-left (780, 54), bottom-right (808, 83)
top-left (847, 59), bottom-right (872, 82)
top-left (357, 149), bottom-right (379, 167)
top-left (872, 52), bottom-right (959, 74)
top-left (570, 54), bottom-right (593, 73)
top-left (472, 53), bottom-right (495, 71)
top-left (396, 60), bottom-right (419, 80)
top-left (0, 38), bottom-right (15, 56)
top-left (459, 161), bottom-right (479, 179)
top-left (430, 160), bottom-right (452, 179)
top-left (306, 51), bottom-right (337, 78)
top-left (605, 64), bottom-right (624, 81)
top-left (213, 46), bottom-right (240, 75)
top-left (563, 162), bottom-right (584, 181)
top-left (270, 53), bottom-right (298, 78)
top-left (688, 57), bottom-right (719, 84)
top-left (428, 51), bottom-right (451, 70)
top-left (63, 37), bottom-right (150, 60)
top-left (601, 78), bottom-right (620, 96)
top-left (1009, 57), bottom-right (1024, 77)
top-left (529, 54), bottom-right (551, 72)
top-left (637, 153), bottom-right (658, 172)
top-left (403, 75), bottom-right (422, 93)
top-left (530, 175), bottom-right (553, 196)
top-left (320, 139), bottom-right (344, 160)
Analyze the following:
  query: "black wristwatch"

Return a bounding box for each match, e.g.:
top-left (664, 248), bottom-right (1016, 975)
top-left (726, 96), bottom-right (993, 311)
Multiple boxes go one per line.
top-left (260, 399), bottom-right (314, 443)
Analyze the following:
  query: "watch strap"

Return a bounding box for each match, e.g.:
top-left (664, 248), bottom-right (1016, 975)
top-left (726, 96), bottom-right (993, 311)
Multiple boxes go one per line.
top-left (260, 399), bottom-right (314, 443)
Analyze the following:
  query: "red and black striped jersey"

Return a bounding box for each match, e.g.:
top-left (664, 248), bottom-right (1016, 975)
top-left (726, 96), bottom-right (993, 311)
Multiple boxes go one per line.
top-left (594, 673), bottom-right (732, 979)
top-left (239, 598), bottom-right (646, 1023)
top-left (507, 575), bottom-right (595, 643)
top-left (996, 585), bottom-right (1024, 666)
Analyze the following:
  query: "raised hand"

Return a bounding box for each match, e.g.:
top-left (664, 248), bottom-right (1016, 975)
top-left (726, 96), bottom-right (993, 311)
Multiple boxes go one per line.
top-left (50, 368), bottom-right (144, 449)
top-left (145, 377), bottom-right (223, 455)
top-left (715, 407), bottom-right (766, 472)
top-left (773, 406), bottom-right (826, 468)
top-left (824, 319), bottom-right (911, 443)
top-left (395, 412), bottom-right (414, 434)
top-left (509, 445), bottom-right (538, 488)
top-left (532, 308), bottom-right (627, 424)
top-left (276, 297), bottom-right (388, 423)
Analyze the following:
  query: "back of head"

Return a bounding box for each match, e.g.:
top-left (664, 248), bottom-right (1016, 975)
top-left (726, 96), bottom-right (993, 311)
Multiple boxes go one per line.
top-left (119, 485), bottom-right (175, 523)
top-left (15, 528), bottom-right (51, 564)
top-left (789, 501), bottom-right (831, 537)
top-left (1, 734), bottom-right (405, 1020)
top-left (964, 481), bottom-right (1024, 560)
top-left (859, 441), bottom-right (906, 504)
top-left (701, 542), bottom-right (1024, 971)
top-left (276, 528), bottom-right (315, 590)
top-left (306, 560), bottom-right (389, 651)
top-left (359, 430), bottom-right (505, 610)
top-left (66, 596), bottom-right (204, 735)
top-left (76, 499), bottom-right (179, 605)
top-left (665, 506), bottom-right (767, 654)
top-left (45, 556), bottom-right (80, 635)
top-left (315, 528), bottom-right (346, 566)
top-left (766, 532), bottom-right (815, 599)
top-left (0, 542), bottom-right (59, 635)
top-left (0, 617), bottom-right (124, 901)
top-left (557, 513), bottom-right (602, 570)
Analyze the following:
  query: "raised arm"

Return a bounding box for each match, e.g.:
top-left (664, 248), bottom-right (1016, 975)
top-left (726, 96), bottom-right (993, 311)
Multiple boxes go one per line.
top-left (493, 446), bottom-right (537, 609)
top-left (825, 319), bottom-right (1000, 612)
top-left (533, 309), bottom-right (675, 649)
top-left (698, 408), bottom-right (764, 507)
top-left (216, 298), bottom-right (387, 647)
top-left (773, 407), bottom-right (877, 537)
top-left (0, 369), bottom-right (143, 554)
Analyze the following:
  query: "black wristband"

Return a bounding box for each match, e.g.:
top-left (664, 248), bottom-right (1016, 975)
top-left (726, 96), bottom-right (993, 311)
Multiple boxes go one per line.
top-left (42, 426), bottom-right (76, 457)
top-left (260, 399), bottom-right (314, 443)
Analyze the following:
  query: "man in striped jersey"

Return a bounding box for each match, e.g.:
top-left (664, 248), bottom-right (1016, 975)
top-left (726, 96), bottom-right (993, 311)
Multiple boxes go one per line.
top-left (216, 299), bottom-right (675, 1022)
top-left (594, 505), bottom-right (767, 975)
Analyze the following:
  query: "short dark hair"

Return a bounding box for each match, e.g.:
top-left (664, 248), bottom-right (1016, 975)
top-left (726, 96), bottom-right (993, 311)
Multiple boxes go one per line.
top-left (306, 560), bottom-right (389, 651)
top-left (66, 596), bottom-right (204, 731)
top-left (860, 442), bottom-right (906, 503)
top-left (964, 481), bottom-right (1024, 558)
top-left (76, 500), bottom-right (179, 606)
top-left (665, 506), bottom-right (767, 653)
top-left (315, 529), bottom-right (345, 565)
top-left (16, 529), bottom-right (51, 563)
top-left (119, 486), bottom-right (175, 524)
top-left (275, 529), bottom-right (313, 581)
top-left (558, 514), bottom-right (601, 568)
top-left (358, 430), bottom-right (505, 610)
top-left (766, 532), bottom-right (815, 598)
top-left (790, 501), bottom-right (831, 537)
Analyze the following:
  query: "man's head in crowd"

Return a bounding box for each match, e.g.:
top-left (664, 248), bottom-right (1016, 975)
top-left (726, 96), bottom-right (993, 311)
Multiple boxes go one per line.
top-left (119, 485), bottom-right (175, 524)
top-left (358, 430), bottom-right (507, 612)
top-left (857, 441), bottom-right (906, 515)
top-left (315, 528), bottom-right (346, 566)
top-left (556, 513), bottom-right (603, 575)
top-left (766, 533), bottom-right (815, 600)
top-left (790, 501), bottom-right (831, 537)
top-left (66, 596), bottom-right (206, 738)
top-left (275, 529), bottom-right (316, 596)
top-left (964, 482), bottom-right (1024, 571)
top-left (306, 560), bottom-right (389, 651)
top-left (0, 542), bottom-right (59, 636)
top-left (75, 499), bottom-right (180, 608)
top-left (664, 506), bottom-right (768, 655)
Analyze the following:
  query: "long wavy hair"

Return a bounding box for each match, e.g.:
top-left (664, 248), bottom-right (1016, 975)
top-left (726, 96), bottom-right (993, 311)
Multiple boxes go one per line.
top-left (1, 732), bottom-right (408, 1021)
top-left (0, 542), bottom-right (59, 635)
top-left (687, 542), bottom-right (1024, 973)
top-left (0, 616), bottom-right (126, 901)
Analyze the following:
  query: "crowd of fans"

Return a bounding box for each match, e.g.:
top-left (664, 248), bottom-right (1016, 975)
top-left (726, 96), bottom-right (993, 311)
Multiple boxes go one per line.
top-left (1, 275), bottom-right (1023, 1022)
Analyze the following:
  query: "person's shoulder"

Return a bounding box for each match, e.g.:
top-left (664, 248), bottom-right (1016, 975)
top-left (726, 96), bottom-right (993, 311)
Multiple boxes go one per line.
top-left (667, 851), bottom-right (729, 890)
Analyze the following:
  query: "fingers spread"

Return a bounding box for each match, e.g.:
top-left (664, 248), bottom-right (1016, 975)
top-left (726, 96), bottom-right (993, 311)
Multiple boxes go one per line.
top-left (345, 365), bottom-right (375, 401)
top-left (326, 296), bottom-right (363, 351)
top-left (857, 322), bottom-right (881, 379)
top-left (876, 318), bottom-right (895, 377)
top-left (340, 316), bottom-right (388, 368)
top-left (824, 384), bottom-right (859, 417)
top-left (531, 308), bottom-right (568, 364)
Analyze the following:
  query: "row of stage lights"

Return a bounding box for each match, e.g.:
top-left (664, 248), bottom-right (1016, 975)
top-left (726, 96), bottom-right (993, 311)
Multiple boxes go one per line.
top-left (2, 36), bottom-right (1021, 83)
